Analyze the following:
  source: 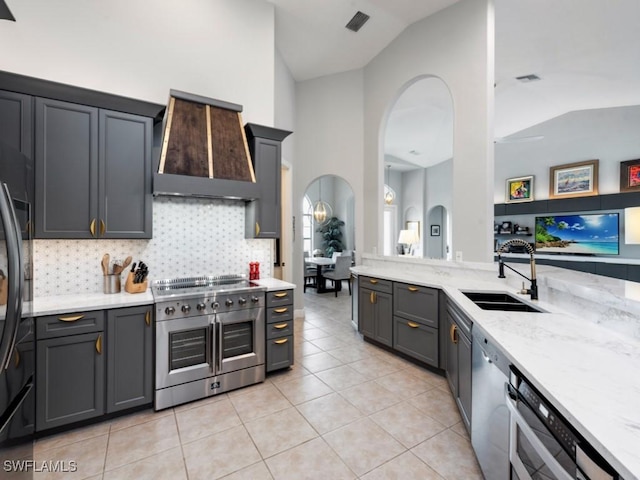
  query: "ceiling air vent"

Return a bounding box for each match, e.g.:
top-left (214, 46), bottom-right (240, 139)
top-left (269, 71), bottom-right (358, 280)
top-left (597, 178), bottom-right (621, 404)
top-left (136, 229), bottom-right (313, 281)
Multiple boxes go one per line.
top-left (345, 11), bottom-right (370, 32)
top-left (515, 74), bottom-right (541, 82)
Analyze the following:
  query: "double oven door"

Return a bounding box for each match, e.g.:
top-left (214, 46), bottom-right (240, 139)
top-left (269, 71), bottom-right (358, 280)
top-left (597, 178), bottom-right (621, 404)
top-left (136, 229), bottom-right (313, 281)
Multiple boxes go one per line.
top-left (156, 307), bottom-right (264, 390)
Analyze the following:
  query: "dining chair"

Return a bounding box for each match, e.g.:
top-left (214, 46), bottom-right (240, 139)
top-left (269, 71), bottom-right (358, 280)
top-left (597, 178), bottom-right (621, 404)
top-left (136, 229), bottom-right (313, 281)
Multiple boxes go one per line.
top-left (322, 255), bottom-right (352, 297)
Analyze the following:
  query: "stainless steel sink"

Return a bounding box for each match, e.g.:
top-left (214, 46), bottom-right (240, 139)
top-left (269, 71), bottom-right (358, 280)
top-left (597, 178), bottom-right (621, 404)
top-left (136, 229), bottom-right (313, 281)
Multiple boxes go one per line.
top-left (462, 291), bottom-right (544, 313)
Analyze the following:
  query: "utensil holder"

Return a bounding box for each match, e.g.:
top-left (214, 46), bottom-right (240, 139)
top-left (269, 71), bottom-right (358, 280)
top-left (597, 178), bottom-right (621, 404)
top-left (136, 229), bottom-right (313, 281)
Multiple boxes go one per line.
top-left (125, 272), bottom-right (147, 294)
top-left (103, 274), bottom-right (121, 294)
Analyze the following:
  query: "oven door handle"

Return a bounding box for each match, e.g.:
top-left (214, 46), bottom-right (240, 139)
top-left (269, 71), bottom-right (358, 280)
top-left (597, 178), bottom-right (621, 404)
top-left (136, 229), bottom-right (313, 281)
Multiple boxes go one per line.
top-left (208, 322), bottom-right (214, 374)
top-left (217, 320), bottom-right (223, 373)
top-left (505, 386), bottom-right (573, 480)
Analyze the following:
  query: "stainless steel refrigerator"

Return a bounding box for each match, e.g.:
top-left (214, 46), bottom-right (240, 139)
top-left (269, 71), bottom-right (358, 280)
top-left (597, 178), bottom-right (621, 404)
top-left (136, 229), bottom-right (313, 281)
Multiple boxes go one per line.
top-left (0, 139), bottom-right (35, 477)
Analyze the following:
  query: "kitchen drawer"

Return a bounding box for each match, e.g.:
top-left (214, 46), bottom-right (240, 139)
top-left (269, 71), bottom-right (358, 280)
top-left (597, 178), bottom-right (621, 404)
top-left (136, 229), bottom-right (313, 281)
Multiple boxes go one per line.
top-left (37, 311), bottom-right (105, 339)
top-left (266, 336), bottom-right (293, 372)
top-left (266, 319), bottom-right (293, 339)
top-left (393, 283), bottom-right (439, 328)
top-left (266, 305), bottom-right (293, 323)
top-left (266, 290), bottom-right (293, 308)
top-left (393, 316), bottom-right (439, 367)
top-left (360, 276), bottom-right (392, 294)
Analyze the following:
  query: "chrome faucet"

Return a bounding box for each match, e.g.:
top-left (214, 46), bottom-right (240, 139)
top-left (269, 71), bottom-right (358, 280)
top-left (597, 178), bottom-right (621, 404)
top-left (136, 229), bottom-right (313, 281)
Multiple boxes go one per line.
top-left (496, 238), bottom-right (538, 300)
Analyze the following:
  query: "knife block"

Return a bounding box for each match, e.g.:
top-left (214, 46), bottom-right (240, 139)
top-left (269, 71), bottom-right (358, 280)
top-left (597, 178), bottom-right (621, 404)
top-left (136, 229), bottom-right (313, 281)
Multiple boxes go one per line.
top-left (124, 272), bottom-right (147, 294)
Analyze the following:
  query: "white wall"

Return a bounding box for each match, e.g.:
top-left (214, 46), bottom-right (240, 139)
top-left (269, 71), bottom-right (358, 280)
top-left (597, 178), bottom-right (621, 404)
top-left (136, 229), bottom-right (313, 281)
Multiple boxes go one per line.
top-left (363, 0), bottom-right (494, 263)
top-left (1, 0), bottom-right (275, 125)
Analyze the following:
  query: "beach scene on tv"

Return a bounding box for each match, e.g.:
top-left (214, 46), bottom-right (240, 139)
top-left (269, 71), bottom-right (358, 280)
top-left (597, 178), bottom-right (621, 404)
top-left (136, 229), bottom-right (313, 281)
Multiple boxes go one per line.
top-left (535, 214), bottom-right (619, 255)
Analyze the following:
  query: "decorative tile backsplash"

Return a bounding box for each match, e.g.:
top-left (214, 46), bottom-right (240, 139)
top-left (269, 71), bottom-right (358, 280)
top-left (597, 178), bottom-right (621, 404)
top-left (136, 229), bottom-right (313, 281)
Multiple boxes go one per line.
top-left (33, 197), bottom-right (273, 297)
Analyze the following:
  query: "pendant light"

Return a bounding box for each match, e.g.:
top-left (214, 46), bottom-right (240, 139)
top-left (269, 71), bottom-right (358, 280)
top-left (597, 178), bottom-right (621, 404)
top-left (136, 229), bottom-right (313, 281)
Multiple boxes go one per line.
top-left (384, 165), bottom-right (395, 205)
top-left (312, 177), bottom-right (332, 225)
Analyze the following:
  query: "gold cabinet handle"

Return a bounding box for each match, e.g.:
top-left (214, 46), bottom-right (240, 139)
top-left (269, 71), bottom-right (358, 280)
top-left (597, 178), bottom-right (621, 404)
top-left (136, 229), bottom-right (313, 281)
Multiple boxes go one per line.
top-left (274, 338), bottom-right (288, 345)
top-left (408, 286), bottom-right (419, 292)
top-left (58, 314), bottom-right (84, 322)
top-left (273, 307), bottom-right (288, 313)
top-left (96, 334), bottom-right (103, 354)
top-left (274, 323), bottom-right (288, 329)
top-left (14, 349), bottom-right (20, 368)
top-left (450, 324), bottom-right (458, 344)
top-left (145, 310), bottom-right (151, 326)
top-left (369, 279), bottom-right (378, 284)
top-left (370, 291), bottom-right (376, 304)
top-left (89, 218), bottom-right (96, 237)
top-left (274, 292), bottom-right (288, 298)
top-left (100, 219), bottom-right (106, 236)
top-left (408, 321), bottom-right (420, 328)
top-left (255, 222), bottom-right (260, 236)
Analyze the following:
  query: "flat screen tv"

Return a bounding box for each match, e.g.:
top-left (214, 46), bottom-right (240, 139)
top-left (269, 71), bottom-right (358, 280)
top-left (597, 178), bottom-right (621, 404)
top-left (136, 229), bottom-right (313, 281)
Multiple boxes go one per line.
top-left (535, 213), bottom-right (619, 255)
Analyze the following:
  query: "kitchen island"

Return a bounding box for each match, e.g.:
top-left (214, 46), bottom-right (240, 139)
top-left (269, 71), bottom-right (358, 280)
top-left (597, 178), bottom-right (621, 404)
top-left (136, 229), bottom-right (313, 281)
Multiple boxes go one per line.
top-left (352, 254), bottom-right (640, 480)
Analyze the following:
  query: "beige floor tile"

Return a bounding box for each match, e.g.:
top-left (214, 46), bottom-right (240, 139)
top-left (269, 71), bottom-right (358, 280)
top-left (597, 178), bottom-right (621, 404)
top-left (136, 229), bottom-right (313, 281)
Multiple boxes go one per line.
top-left (229, 383), bottom-right (291, 422)
top-left (339, 380), bottom-right (402, 415)
top-left (219, 461), bottom-right (273, 480)
top-left (370, 402), bottom-right (447, 448)
top-left (450, 421), bottom-right (470, 439)
top-left (104, 414), bottom-right (180, 471)
top-left (323, 417), bottom-right (405, 476)
top-left (109, 407), bottom-right (173, 432)
top-left (173, 392), bottom-right (229, 414)
top-left (299, 341), bottom-right (323, 356)
top-left (360, 451), bottom-right (444, 480)
top-left (34, 434), bottom-right (108, 480)
top-left (405, 366), bottom-right (450, 389)
top-left (315, 364), bottom-right (368, 391)
top-left (176, 397), bottom-right (242, 443)
top-left (102, 446), bottom-right (186, 480)
top-left (267, 365), bottom-right (310, 384)
top-left (34, 421), bottom-right (110, 453)
top-left (308, 335), bottom-right (348, 351)
top-left (265, 437), bottom-right (356, 480)
top-left (182, 425), bottom-right (261, 480)
top-left (411, 429), bottom-right (483, 480)
top-left (301, 327), bottom-right (332, 341)
top-left (274, 374), bottom-right (333, 405)
top-left (300, 351), bottom-right (344, 373)
top-left (327, 345), bottom-right (372, 363)
top-left (296, 392), bottom-right (362, 434)
top-left (375, 370), bottom-right (434, 398)
top-left (409, 387), bottom-right (462, 427)
top-left (244, 407), bottom-right (318, 458)
top-left (346, 356), bottom-right (401, 380)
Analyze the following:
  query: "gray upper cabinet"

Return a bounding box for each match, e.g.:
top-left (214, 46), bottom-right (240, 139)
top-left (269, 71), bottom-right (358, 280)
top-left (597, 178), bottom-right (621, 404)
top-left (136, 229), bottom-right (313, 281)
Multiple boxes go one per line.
top-left (244, 123), bottom-right (292, 239)
top-left (0, 90), bottom-right (32, 156)
top-left (35, 97), bottom-right (152, 239)
top-left (106, 306), bottom-right (153, 413)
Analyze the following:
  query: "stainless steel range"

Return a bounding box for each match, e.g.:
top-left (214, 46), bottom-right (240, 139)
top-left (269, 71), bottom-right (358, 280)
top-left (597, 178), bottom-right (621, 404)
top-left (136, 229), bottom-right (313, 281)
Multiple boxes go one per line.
top-left (152, 274), bottom-right (266, 410)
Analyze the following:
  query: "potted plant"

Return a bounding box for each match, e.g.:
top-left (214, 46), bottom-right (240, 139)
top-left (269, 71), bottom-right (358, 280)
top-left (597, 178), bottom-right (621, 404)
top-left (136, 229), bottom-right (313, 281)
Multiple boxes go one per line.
top-left (316, 217), bottom-right (345, 257)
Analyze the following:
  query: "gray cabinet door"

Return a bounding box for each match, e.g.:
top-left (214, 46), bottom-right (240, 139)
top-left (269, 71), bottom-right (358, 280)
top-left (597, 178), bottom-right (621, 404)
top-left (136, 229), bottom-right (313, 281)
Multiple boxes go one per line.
top-left (106, 306), bottom-right (153, 413)
top-left (358, 287), bottom-right (376, 339)
top-left (393, 283), bottom-right (438, 328)
top-left (246, 137), bottom-right (280, 238)
top-left (374, 291), bottom-right (393, 347)
top-left (445, 313), bottom-right (458, 397)
top-left (392, 316), bottom-right (438, 366)
top-left (36, 331), bottom-right (105, 431)
top-left (457, 329), bottom-right (472, 431)
top-left (266, 336), bottom-right (293, 372)
top-left (0, 90), bottom-right (32, 157)
top-left (99, 110), bottom-right (152, 238)
top-left (35, 97), bottom-right (99, 238)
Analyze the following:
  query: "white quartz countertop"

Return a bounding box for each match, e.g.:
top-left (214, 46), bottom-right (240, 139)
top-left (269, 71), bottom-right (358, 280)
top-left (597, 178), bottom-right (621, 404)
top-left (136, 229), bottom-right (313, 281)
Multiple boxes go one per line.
top-left (252, 278), bottom-right (296, 291)
top-left (352, 258), bottom-right (640, 480)
top-left (30, 290), bottom-right (155, 317)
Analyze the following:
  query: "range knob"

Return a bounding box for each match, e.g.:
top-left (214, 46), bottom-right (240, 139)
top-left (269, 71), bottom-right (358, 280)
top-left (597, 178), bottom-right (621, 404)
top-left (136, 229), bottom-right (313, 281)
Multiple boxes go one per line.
top-left (238, 297), bottom-right (247, 306)
top-left (196, 303), bottom-right (206, 311)
top-left (165, 306), bottom-right (175, 315)
top-left (181, 304), bottom-right (191, 313)
top-left (211, 301), bottom-right (220, 309)
top-left (251, 296), bottom-right (260, 304)
top-left (225, 298), bottom-right (234, 307)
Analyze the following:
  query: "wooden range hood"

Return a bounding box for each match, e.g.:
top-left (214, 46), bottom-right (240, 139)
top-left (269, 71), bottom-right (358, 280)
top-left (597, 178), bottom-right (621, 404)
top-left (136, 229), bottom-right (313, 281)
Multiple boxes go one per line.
top-left (154, 89), bottom-right (260, 199)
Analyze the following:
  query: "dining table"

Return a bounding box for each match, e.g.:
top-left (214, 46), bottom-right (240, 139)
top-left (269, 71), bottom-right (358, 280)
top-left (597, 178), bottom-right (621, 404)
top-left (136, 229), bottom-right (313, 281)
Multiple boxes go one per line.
top-left (304, 257), bottom-right (337, 293)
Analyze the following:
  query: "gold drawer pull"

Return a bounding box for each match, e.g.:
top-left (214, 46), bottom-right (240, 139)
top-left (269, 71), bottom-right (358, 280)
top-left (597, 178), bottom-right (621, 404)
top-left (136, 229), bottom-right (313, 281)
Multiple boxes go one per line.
top-left (274, 292), bottom-right (288, 298)
top-left (274, 323), bottom-right (288, 329)
top-left (408, 286), bottom-right (419, 292)
top-left (100, 219), bottom-right (106, 236)
top-left (145, 311), bottom-right (151, 326)
top-left (255, 222), bottom-right (260, 236)
top-left (14, 349), bottom-right (20, 368)
top-left (450, 324), bottom-right (458, 344)
top-left (89, 218), bottom-right (96, 237)
top-left (96, 334), bottom-right (103, 354)
top-left (408, 321), bottom-right (420, 328)
top-left (370, 291), bottom-right (376, 304)
top-left (58, 314), bottom-right (84, 322)
top-left (274, 338), bottom-right (288, 345)
top-left (369, 279), bottom-right (378, 284)
top-left (273, 307), bottom-right (288, 314)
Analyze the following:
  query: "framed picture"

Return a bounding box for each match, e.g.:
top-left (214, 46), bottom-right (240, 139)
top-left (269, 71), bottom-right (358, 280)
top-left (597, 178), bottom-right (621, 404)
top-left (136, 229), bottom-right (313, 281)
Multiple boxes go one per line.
top-left (506, 175), bottom-right (534, 203)
top-left (620, 159), bottom-right (640, 192)
top-left (406, 221), bottom-right (420, 240)
top-left (430, 224), bottom-right (440, 236)
top-left (549, 159), bottom-right (599, 199)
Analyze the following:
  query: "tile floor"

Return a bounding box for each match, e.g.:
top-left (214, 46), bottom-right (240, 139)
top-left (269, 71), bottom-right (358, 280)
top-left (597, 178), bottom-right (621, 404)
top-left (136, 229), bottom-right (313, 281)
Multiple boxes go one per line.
top-left (33, 289), bottom-right (483, 480)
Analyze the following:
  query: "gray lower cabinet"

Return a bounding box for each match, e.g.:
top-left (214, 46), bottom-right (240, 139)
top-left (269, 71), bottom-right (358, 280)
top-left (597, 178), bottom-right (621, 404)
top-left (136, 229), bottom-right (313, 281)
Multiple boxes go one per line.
top-left (34, 97), bottom-right (152, 239)
top-left (36, 312), bottom-right (105, 431)
top-left (393, 316), bottom-right (439, 365)
top-left (445, 301), bottom-right (473, 432)
top-left (106, 306), bottom-right (153, 413)
top-left (358, 276), bottom-right (393, 347)
top-left (265, 290), bottom-right (294, 372)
